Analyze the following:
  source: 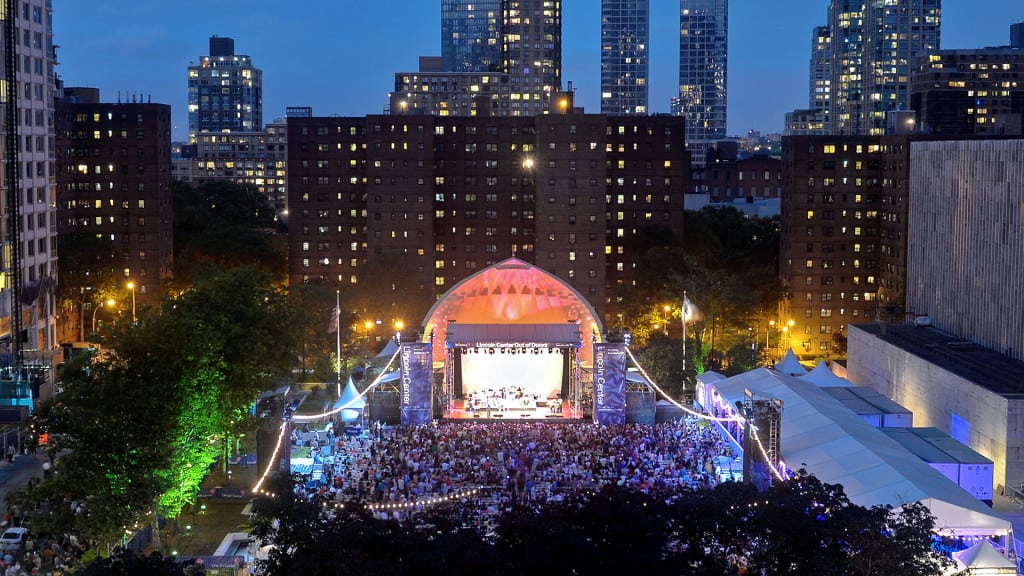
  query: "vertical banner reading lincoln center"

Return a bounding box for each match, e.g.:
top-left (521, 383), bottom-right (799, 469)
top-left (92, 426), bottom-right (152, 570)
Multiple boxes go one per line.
top-left (400, 341), bottom-right (432, 426)
top-left (593, 341), bottom-right (626, 426)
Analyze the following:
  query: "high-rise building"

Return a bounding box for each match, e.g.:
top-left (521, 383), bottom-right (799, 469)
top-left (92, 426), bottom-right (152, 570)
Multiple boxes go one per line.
top-left (910, 34), bottom-right (1024, 136)
top-left (809, 25), bottom-right (832, 123)
top-left (286, 112), bottom-right (688, 322)
top-left (830, 0), bottom-right (940, 135)
top-left (677, 0), bottom-right (728, 166)
top-left (442, 0), bottom-right (502, 73)
top-left (0, 0), bottom-right (58, 363)
top-left (396, 1), bottom-right (562, 117)
top-left (187, 36), bottom-right (263, 143)
top-left (55, 88), bottom-right (174, 328)
top-left (391, 56), bottom-right (511, 117)
top-left (601, 0), bottom-right (650, 115)
top-left (503, 0), bottom-right (562, 116)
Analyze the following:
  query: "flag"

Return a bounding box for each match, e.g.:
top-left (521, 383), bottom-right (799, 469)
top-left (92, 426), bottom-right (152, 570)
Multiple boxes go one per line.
top-left (682, 295), bottom-right (703, 325)
top-left (328, 305), bottom-right (340, 333)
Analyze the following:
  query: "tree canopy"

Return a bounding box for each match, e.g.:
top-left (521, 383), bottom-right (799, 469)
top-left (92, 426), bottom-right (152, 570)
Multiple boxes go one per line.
top-left (11, 266), bottom-right (301, 551)
top-left (172, 180), bottom-right (284, 287)
top-left (619, 208), bottom-right (784, 394)
top-left (249, 471), bottom-right (952, 576)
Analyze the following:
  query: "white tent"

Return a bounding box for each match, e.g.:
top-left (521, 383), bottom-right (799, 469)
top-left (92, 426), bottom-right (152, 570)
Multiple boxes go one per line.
top-left (773, 349), bottom-right (808, 375)
top-left (952, 539), bottom-right (1016, 573)
top-left (332, 377), bottom-right (366, 422)
top-left (799, 360), bottom-right (853, 387)
top-left (376, 339), bottom-right (399, 358)
top-left (708, 368), bottom-right (1012, 539)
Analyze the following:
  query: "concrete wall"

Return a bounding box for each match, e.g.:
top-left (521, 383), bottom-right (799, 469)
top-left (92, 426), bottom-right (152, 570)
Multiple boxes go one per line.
top-left (847, 325), bottom-right (1021, 492)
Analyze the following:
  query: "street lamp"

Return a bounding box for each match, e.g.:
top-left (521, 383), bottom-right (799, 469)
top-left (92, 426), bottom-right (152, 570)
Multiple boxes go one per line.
top-left (126, 282), bottom-right (136, 323)
top-left (92, 299), bottom-right (115, 333)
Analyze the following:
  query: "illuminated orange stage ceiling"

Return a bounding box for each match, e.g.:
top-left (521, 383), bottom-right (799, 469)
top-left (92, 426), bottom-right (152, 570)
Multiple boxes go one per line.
top-left (421, 257), bottom-right (604, 364)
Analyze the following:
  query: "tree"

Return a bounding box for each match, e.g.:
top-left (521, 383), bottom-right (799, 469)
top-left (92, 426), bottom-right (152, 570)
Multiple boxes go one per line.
top-left (77, 550), bottom-right (202, 576)
top-left (248, 471), bottom-right (952, 576)
top-left (172, 181), bottom-right (284, 287)
top-left (56, 232), bottom-right (124, 342)
top-left (8, 354), bottom-right (176, 550)
top-left (15, 266), bottom-right (301, 554)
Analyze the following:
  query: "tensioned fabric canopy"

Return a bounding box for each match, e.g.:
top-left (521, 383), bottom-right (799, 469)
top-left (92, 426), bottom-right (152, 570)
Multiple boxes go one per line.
top-left (421, 257), bottom-right (603, 363)
top-left (709, 368), bottom-right (1011, 538)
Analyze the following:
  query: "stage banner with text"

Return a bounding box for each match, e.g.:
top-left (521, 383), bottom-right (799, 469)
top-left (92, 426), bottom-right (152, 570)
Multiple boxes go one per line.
top-left (400, 341), bottom-right (433, 426)
top-left (593, 342), bottom-right (626, 426)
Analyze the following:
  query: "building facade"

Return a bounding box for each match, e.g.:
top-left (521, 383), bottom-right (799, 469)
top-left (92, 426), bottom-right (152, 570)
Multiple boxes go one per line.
top-left (287, 113), bottom-right (688, 323)
top-left (55, 89), bottom-right (174, 322)
top-left (502, 0), bottom-right (562, 116)
top-left (187, 36), bottom-right (263, 142)
top-left (677, 0), bottom-right (728, 166)
top-left (442, 0), bottom-right (502, 73)
top-left (600, 0), bottom-right (649, 115)
top-left (0, 0), bottom-right (58, 358)
top-left (829, 0), bottom-right (941, 135)
top-left (690, 155), bottom-right (782, 204)
top-left (393, 1), bottom-right (561, 117)
top-left (906, 139), bottom-right (1024, 362)
top-left (184, 123), bottom-right (288, 216)
top-left (780, 135), bottom-right (894, 356)
top-left (910, 47), bottom-right (1024, 137)
top-left (391, 57), bottom-right (511, 117)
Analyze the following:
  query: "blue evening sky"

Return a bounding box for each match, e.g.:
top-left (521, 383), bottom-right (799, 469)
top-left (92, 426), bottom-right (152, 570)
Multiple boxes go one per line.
top-left (55, 1), bottom-right (1023, 141)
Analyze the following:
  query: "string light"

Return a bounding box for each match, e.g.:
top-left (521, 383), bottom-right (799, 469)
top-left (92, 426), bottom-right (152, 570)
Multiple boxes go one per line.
top-left (366, 488), bottom-right (481, 512)
top-left (624, 346), bottom-right (785, 481)
top-left (624, 347), bottom-right (742, 423)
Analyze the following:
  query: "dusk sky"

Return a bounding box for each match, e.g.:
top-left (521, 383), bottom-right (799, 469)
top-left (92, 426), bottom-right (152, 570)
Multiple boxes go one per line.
top-left (56, 1), bottom-right (1023, 141)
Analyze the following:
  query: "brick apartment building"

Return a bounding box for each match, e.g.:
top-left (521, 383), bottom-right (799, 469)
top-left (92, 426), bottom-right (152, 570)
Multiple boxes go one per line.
top-left (287, 112), bottom-right (689, 323)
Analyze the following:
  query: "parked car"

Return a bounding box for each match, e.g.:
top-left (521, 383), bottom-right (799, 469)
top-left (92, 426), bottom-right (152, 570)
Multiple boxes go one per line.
top-left (0, 527), bottom-right (28, 552)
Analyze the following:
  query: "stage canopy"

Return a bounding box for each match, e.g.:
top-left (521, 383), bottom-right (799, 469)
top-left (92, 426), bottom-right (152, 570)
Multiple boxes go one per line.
top-left (447, 323), bottom-right (582, 347)
top-left (421, 257), bottom-right (603, 364)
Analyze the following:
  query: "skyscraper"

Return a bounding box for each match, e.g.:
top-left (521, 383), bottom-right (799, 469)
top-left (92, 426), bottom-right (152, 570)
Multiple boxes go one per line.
top-left (187, 36), bottom-right (263, 143)
top-left (677, 0), bottom-right (728, 166)
top-left (503, 0), bottom-right (562, 116)
top-left (601, 0), bottom-right (649, 115)
top-left (830, 0), bottom-right (940, 135)
top-left (442, 0), bottom-right (502, 73)
top-left (809, 25), bottom-right (832, 126)
top-left (0, 0), bottom-right (58, 361)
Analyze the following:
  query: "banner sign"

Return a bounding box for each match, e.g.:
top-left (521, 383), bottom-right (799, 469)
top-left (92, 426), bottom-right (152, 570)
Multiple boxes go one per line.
top-left (593, 342), bottom-right (626, 426)
top-left (400, 341), bottom-right (433, 426)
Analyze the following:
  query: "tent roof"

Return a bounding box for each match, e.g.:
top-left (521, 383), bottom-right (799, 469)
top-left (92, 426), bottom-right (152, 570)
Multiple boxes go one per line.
top-left (709, 368), bottom-right (1010, 537)
top-left (333, 377), bottom-right (365, 410)
top-left (800, 361), bottom-right (853, 387)
top-left (773, 349), bottom-right (808, 375)
top-left (376, 339), bottom-right (399, 358)
top-left (953, 539), bottom-right (1016, 568)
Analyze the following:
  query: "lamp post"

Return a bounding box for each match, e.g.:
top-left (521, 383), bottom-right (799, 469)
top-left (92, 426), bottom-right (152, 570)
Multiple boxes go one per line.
top-left (92, 299), bottom-right (115, 333)
top-left (126, 282), bottom-right (136, 323)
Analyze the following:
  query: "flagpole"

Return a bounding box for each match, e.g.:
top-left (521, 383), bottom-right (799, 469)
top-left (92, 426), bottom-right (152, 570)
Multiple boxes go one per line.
top-left (336, 289), bottom-right (342, 398)
top-left (682, 291), bottom-right (687, 377)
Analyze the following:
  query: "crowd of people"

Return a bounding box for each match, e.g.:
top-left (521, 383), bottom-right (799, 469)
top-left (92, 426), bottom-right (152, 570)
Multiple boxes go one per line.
top-left (291, 418), bottom-right (734, 533)
top-left (0, 511), bottom-right (84, 576)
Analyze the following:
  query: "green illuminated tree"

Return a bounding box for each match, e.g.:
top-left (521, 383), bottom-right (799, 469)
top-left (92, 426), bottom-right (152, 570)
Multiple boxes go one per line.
top-left (16, 266), bottom-right (301, 554)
